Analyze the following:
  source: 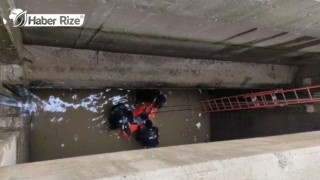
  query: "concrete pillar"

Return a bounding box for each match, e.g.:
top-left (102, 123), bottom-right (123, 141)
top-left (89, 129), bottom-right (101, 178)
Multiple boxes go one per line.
top-left (0, 129), bottom-right (19, 167)
top-left (0, 117), bottom-right (30, 165)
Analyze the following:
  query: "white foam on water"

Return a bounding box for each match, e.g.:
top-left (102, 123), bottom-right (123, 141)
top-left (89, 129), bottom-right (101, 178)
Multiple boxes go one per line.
top-left (26, 92), bottom-right (112, 114)
top-left (108, 95), bottom-right (128, 105)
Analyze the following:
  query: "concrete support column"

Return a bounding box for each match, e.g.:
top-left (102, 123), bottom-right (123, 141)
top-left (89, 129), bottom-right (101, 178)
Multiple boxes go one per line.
top-left (0, 129), bottom-right (19, 167)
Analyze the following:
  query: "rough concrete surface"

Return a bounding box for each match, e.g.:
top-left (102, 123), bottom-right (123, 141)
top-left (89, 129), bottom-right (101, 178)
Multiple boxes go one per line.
top-left (1, 131), bottom-right (320, 179)
top-left (0, 0), bottom-right (23, 60)
top-left (0, 129), bottom-right (18, 167)
top-left (0, 117), bottom-right (25, 128)
top-left (23, 45), bottom-right (297, 88)
top-left (13, 0), bottom-right (320, 65)
top-left (0, 116), bottom-right (30, 164)
top-left (0, 64), bottom-right (23, 84)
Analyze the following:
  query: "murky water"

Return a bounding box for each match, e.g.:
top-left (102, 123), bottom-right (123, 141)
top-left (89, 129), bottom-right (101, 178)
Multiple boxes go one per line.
top-left (29, 89), bottom-right (210, 162)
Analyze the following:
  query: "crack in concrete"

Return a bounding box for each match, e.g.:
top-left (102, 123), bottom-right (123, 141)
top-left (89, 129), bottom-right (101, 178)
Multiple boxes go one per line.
top-left (84, 4), bottom-right (117, 49)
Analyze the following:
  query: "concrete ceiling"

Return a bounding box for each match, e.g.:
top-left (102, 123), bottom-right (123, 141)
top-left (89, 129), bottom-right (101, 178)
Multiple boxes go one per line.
top-left (5, 0), bottom-right (320, 65)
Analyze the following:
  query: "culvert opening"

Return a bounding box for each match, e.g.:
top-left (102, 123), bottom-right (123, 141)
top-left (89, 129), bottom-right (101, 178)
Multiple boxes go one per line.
top-left (27, 88), bottom-right (211, 162)
top-left (18, 87), bottom-right (320, 162)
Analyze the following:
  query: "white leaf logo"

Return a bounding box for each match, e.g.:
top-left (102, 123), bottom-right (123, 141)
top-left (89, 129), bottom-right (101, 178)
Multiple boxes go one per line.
top-left (9, 9), bottom-right (27, 27)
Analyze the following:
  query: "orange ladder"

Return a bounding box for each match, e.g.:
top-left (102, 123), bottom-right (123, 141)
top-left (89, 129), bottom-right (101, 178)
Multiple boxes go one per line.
top-left (200, 85), bottom-right (320, 113)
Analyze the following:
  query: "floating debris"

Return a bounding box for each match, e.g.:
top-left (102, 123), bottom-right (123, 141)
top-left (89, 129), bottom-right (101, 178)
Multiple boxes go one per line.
top-left (50, 117), bottom-right (63, 123)
top-left (71, 94), bottom-right (77, 100)
top-left (196, 122), bottom-right (201, 129)
top-left (73, 134), bottom-right (79, 142)
top-left (57, 117), bottom-right (63, 122)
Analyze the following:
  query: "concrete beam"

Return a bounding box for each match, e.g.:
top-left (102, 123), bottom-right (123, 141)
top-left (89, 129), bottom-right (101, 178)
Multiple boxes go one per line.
top-left (1, 131), bottom-right (320, 179)
top-left (22, 28), bottom-right (320, 66)
top-left (23, 45), bottom-right (297, 89)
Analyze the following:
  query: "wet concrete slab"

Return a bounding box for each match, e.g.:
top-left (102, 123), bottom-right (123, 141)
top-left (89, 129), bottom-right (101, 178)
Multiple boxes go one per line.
top-left (28, 89), bottom-right (210, 162)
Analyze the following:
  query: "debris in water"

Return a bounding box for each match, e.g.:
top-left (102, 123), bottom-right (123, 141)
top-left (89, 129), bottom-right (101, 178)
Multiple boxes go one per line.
top-left (73, 134), bottom-right (79, 142)
top-left (72, 94), bottom-right (77, 100)
top-left (57, 117), bottom-right (63, 122)
top-left (196, 122), bottom-right (201, 129)
top-left (92, 115), bottom-right (104, 122)
top-left (50, 117), bottom-right (55, 122)
top-left (50, 117), bottom-right (63, 123)
top-left (61, 143), bottom-right (65, 147)
top-left (198, 89), bottom-right (202, 94)
top-left (198, 113), bottom-right (202, 117)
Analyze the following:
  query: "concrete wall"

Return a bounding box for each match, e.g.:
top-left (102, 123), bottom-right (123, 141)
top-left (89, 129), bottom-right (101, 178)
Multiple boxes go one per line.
top-left (1, 131), bottom-right (320, 179)
top-left (295, 63), bottom-right (320, 85)
top-left (210, 107), bottom-right (320, 141)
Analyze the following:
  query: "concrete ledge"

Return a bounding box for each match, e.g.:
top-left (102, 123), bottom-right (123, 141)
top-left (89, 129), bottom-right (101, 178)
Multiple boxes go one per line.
top-left (1, 131), bottom-right (320, 179)
top-left (0, 117), bottom-right (24, 128)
